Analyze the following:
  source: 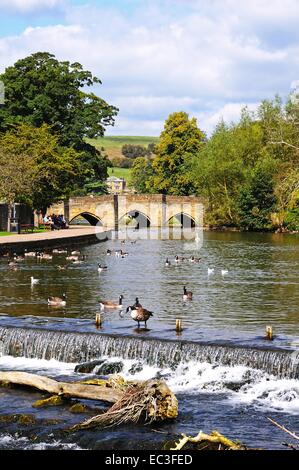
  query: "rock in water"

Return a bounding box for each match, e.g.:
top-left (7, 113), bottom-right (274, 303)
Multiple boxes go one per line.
top-left (74, 360), bottom-right (105, 374)
top-left (96, 361), bottom-right (124, 375)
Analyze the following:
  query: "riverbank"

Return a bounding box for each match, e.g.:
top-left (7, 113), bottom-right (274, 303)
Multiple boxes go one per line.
top-left (0, 227), bottom-right (110, 254)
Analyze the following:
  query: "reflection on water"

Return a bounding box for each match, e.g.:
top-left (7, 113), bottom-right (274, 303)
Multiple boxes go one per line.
top-left (0, 231), bottom-right (298, 341)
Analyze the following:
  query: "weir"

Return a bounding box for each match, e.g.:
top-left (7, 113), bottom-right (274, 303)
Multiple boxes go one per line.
top-left (0, 326), bottom-right (298, 379)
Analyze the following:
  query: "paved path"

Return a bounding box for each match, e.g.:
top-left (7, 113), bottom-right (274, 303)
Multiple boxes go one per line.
top-left (0, 227), bottom-right (109, 252)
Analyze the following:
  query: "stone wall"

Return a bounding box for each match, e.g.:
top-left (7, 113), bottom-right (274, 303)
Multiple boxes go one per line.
top-left (48, 194), bottom-right (205, 229)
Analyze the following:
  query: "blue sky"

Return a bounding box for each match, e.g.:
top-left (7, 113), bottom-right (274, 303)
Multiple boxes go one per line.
top-left (0, 0), bottom-right (298, 135)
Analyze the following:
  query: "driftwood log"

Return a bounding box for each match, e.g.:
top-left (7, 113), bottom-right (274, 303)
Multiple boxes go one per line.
top-left (0, 371), bottom-right (178, 430)
top-left (0, 371), bottom-right (123, 403)
top-left (170, 431), bottom-right (246, 450)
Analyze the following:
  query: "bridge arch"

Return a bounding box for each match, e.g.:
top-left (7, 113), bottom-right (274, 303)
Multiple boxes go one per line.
top-left (119, 210), bottom-right (151, 229)
top-left (69, 212), bottom-right (103, 226)
top-left (167, 212), bottom-right (196, 228)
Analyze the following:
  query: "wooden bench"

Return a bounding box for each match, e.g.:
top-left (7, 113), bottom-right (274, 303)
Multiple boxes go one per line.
top-left (20, 224), bottom-right (35, 233)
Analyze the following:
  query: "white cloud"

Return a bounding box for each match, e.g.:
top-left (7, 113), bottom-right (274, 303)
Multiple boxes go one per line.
top-left (0, 0), bottom-right (298, 135)
top-left (0, 0), bottom-right (62, 12)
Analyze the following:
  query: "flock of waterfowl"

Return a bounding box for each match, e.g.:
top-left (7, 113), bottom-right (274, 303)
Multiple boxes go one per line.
top-left (1, 242), bottom-right (229, 329)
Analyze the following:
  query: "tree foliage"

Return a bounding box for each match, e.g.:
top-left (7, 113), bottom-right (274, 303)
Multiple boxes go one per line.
top-left (130, 157), bottom-right (154, 193)
top-left (121, 144), bottom-right (150, 159)
top-left (0, 124), bottom-right (84, 211)
top-left (149, 112), bottom-right (206, 195)
top-left (0, 52), bottom-right (118, 199)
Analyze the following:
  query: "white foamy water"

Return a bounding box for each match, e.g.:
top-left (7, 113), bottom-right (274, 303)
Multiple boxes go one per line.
top-left (119, 358), bottom-right (299, 415)
top-left (0, 356), bottom-right (76, 376)
top-left (0, 355), bottom-right (298, 415)
top-left (0, 434), bottom-right (84, 450)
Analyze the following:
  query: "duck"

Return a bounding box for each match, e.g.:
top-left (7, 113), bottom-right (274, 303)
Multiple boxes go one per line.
top-left (13, 254), bottom-right (25, 262)
top-left (8, 260), bottom-right (18, 267)
top-left (189, 256), bottom-right (201, 263)
top-left (98, 264), bottom-right (108, 272)
top-left (183, 286), bottom-right (193, 301)
top-left (66, 255), bottom-right (79, 261)
top-left (31, 276), bottom-right (39, 286)
top-left (24, 250), bottom-right (36, 257)
top-left (120, 240), bottom-right (126, 245)
top-left (126, 306), bottom-right (153, 329)
top-left (41, 253), bottom-right (53, 260)
top-left (165, 258), bottom-right (171, 267)
top-left (207, 268), bottom-right (215, 275)
top-left (221, 269), bottom-right (228, 276)
top-left (48, 293), bottom-right (67, 306)
top-left (106, 249), bottom-right (112, 256)
top-left (99, 294), bottom-right (124, 310)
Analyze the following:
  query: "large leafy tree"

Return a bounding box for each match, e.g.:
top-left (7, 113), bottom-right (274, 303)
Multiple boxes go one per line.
top-left (0, 124), bottom-right (84, 212)
top-left (149, 112), bottom-right (206, 195)
top-left (238, 158), bottom-right (277, 230)
top-left (0, 52), bottom-right (118, 192)
top-left (131, 157), bottom-right (154, 193)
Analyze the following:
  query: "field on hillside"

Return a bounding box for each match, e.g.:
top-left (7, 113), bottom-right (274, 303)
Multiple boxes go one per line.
top-left (108, 167), bottom-right (132, 183)
top-left (86, 135), bottom-right (159, 161)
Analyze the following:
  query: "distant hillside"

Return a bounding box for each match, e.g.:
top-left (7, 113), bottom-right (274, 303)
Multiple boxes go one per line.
top-left (108, 166), bottom-right (132, 183)
top-left (86, 135), bottom-right (159, 161)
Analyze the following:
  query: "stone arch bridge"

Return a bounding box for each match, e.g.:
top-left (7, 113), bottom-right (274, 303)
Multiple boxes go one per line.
top-left (49, 194), bottom-right (204, 230)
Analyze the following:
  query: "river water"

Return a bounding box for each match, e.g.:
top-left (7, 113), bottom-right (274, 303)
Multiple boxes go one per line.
top-left (0, 231), bottom-right (298, 450)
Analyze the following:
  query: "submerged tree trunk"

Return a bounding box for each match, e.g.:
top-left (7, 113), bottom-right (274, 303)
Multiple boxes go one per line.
top-left (0, 372), bottom-right (178, 429)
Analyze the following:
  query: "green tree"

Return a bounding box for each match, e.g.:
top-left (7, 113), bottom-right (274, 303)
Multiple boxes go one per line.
top-left (150, 112), bottom-right (206, 195)
top-left (0, 51), bottom-right (118, 192)
top-left (0, 124), bottom-right (84, 211)
top-left (193, 121), bottom-right (247, 225)
top-left (238, 159), bottom-right (277, 230)
top-left (130, 157), bottom-right (154, 193)
top-left (122, 144), bottom-right (149, 159)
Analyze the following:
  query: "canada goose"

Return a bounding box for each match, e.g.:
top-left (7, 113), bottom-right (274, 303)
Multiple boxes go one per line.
top-left (98, 264), bottom-right (108, 272)
top-left (183, 286), bottom-right (193, 300)
top-left (48, 293), bottom-right (67, 306)
top-left (31, 276), bottom-right (39, 286)
top-left (189, 256), bottom-right (201, 263)
top-left (175, 255), bottom-right (185, 263)
top-left (126, 306), bottom-right (153, 329)
top-left (130, 241), bottom-right (137, 244)
top-left (208, 268), bottom-right (215, 275)
top-left (221, 269), bottom-right (228, 276)
top-left (165, 258), bottom-right (171, 266)
top-left (99, 294), bottom-right (124, 310)
top-left (24, 250), bottom-right (36, 257)
top-left (132, 297), bottom-right (142, 309)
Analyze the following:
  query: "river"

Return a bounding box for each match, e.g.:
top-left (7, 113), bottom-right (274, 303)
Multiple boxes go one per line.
top-left (0, 231), bottom-right (298, 449)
